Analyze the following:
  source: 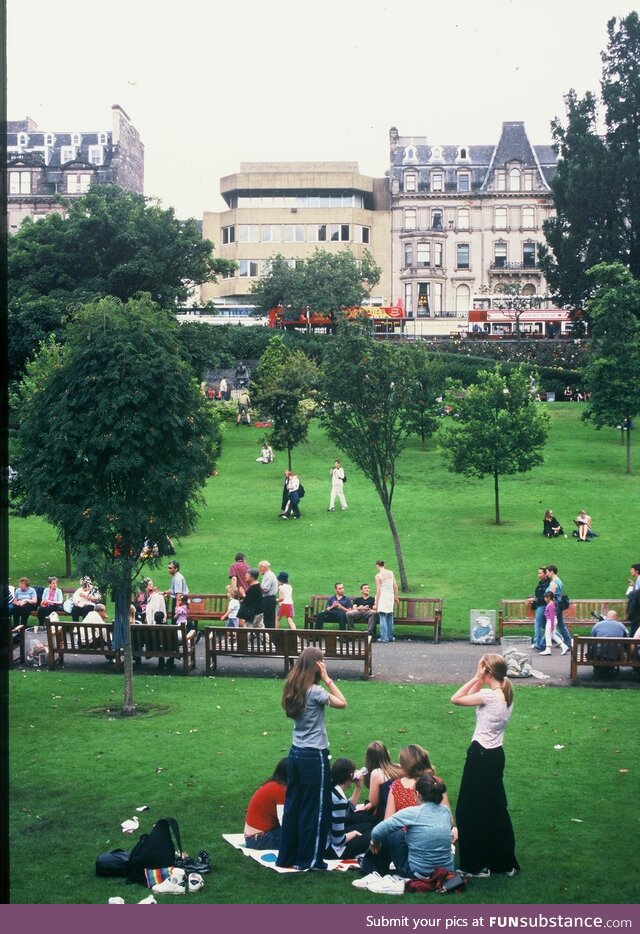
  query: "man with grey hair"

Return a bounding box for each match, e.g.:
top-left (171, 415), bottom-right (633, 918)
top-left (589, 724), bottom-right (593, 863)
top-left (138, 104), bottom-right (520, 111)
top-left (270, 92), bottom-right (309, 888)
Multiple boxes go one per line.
top-left (82, 603), bottom-right (114, 663)
top-left (258, 560), bottom-right (278, 629)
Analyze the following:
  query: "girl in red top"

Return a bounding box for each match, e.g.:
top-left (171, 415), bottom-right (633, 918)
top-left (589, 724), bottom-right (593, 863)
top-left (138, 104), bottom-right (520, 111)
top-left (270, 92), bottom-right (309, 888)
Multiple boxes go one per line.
top-left (244, 759), bottom-right (288, 850)
top-left (385, 744), bottom-right (452, 819)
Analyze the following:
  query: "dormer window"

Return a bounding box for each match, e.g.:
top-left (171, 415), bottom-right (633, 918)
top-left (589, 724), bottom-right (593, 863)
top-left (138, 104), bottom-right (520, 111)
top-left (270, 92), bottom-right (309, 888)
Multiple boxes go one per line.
top-left (88, 145), bottom-right (104, 165)
top-left (404, 172), bottom-right (417, 193)
top-left (17, 132), bottom-right (29, 148)
top-left (430, 146), bottom-right (443, 162)
top-left (403, 144), bottom-right (418, 164)
top-left (495, 171), bottom-right (506, 191)
top-left (44, 133), bottom-right (55, 147)
top-left (509, 168), bottom-right (521, 191)
top-left (60, 146), bottom-right (76, 164)
top-left (71, 133), bottom-right (82, 147)
top-left (457, 172), bottom-right (470, 192)
top-left (523, 171), bottom-right (533, 191)
top-left (431, 172), bottom-right (443, 192)
top-left (457, 146), bottom-right (469, 161)
top-left (98, 132), bottom-right (108, 146)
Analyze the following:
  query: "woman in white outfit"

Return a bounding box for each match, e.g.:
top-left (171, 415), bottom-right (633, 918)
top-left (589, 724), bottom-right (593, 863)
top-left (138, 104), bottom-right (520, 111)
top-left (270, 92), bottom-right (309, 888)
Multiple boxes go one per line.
top-left (328, 460), bottom-right (348, 511)
top-left (373, 560), bottom-right (398, 643)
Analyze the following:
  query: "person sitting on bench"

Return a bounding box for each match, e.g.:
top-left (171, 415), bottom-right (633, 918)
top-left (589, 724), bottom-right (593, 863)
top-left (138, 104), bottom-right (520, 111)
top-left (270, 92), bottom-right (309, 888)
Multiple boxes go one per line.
top-left (314, 583), bottom-right (352, 630)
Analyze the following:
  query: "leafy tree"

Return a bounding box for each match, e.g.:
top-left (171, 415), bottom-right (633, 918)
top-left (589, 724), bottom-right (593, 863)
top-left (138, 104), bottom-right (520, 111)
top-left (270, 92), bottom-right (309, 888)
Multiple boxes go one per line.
top-left (12, 295), bottom-right (220, 713)
top-left (399, 346), bottom-right (445, 447)
top-left (319, 326), bottom-right (414, 590)
top-left (540, 14), bottom-right (640, 311)
top-left (437, 365), bottom-right (550, 525)
top-left (493, 283), bottom-right (548, 336)
top-left (8, 185), bottom-right (235, 378)
top-left (250, 248), bottom-right (381, 326)
top-left (249, 335), bottom-right (318, 470)
top-left (583, 263), bottom-right (640, 474)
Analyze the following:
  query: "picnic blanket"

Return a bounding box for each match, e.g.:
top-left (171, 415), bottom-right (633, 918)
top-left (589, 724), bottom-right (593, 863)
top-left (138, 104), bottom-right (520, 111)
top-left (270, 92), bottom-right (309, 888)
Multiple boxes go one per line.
top-left (222, 833), bottom-right (359, 873)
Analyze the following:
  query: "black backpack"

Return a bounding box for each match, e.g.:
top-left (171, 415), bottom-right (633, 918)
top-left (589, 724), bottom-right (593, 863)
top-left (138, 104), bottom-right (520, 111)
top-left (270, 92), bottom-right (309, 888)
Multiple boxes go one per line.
top-left (298, 483), bottom-right (305, 499)
top-left (127, 817), bottom-right (182, 885)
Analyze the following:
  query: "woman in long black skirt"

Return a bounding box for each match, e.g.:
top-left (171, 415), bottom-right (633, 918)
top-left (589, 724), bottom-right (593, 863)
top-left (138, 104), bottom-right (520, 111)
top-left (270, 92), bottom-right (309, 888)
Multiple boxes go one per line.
top-left (451, 654), bottom-right (520, 878)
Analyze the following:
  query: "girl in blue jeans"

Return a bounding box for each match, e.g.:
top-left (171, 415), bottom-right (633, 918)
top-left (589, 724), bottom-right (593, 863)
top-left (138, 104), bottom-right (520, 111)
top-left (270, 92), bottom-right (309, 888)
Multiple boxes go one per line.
top-left (276, 647), bottom-right (347, 870)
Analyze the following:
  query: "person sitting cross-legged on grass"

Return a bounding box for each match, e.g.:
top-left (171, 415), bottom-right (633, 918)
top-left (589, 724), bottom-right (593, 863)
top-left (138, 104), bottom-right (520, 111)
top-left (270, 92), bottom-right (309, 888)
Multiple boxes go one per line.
top-left (243, 758), bottom-right (288, 850)
top-left (363, 741), bottom-right (404, 823)
top-left (324, 758), bottom-right (374, 860)
top-left (358, 773), bottom-right (454, 881)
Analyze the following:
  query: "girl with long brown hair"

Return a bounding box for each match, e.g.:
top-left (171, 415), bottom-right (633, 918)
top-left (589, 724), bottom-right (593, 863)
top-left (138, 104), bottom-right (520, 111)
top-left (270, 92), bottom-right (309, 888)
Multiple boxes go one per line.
top-left (276, 647), bottom-right (347, 870)
top-left (364, 741), bottom-right (403, 821)
top-left (451, 653), bottom-right (519, 878)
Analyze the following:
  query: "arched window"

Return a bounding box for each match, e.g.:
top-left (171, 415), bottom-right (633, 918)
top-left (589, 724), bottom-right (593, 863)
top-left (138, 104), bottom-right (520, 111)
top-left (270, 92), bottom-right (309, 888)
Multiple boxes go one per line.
top-left (509, 168), bottom-right (521, 191)
top-left (522, 284), bottom-right (536, 296)
top-left (456, 284), bottom-right (471, 313)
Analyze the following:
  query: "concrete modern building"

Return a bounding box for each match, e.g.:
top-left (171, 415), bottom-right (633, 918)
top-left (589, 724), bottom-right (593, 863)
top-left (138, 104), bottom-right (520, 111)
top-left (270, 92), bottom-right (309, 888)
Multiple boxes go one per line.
top-left (201, 162), bottom-right (392, 318)
top-left (389, 122), bottom-right (557, 334)
top-left (6, 105), bottom-right (144, 233)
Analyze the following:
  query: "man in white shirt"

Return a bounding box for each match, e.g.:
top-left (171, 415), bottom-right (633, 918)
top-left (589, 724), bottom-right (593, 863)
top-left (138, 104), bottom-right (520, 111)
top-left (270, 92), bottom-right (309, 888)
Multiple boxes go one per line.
top-left (259, 560), bottom-right (278, 629)
top-left (625, 563), bottom-right (640, 595)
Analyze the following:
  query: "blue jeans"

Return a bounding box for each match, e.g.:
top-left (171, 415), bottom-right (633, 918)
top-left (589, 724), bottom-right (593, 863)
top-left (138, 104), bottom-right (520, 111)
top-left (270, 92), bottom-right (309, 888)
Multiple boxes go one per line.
top-left (379, 612), bottom-right (394, 642)
top-left (533, 606), bottom-right (546, 649)
top-left (276, 745), bottom-right (331, 870)
top-left (555, 610), bottom-right (572, 648)
top-left (244, 828), bottom-right (281, 850)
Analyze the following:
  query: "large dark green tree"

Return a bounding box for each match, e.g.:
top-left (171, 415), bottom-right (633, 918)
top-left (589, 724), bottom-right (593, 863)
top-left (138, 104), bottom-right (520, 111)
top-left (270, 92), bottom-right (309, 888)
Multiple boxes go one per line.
top-left (438, 365), bottom-right (550, 525)
top-left (250, 335), bottom-right (318, 469)
top-left (540, 14), bottom-right (640, 311)
top-left (319, 326), bottom-right (414, 590)
top-left (12, 295), bottom-right (220, 712)
top-left (583, 263), bottom-right (640, 474)
top-left (8, 185), bottom-right (234, 377)
top-left (250, 248), bottom-right (381, 325)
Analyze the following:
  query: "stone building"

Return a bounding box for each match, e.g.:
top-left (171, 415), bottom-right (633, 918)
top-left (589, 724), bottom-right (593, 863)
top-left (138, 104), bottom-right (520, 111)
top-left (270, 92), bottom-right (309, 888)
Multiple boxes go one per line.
top-left (6, 104), bottom-right (144, 232)
top-left (389, 122), bottom-right (557, 331)
top-left (201, 162), bottom-right (392, 317)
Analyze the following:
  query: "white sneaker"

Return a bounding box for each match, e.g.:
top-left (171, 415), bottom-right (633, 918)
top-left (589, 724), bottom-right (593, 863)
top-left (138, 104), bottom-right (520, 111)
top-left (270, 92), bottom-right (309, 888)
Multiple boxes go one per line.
top-left (138, 895), bottom-right (157, 904)
top-left (366, 874), bottom-right (407, 894)
top-left (188, 872), bottom-right (205, 892)
top-left (459, 868), bottom-right (491, 878)
top-left (540, 648), bottom-right (551, 656)
top-left (560, 643), bottom-right (570, 655)
top-left (352, 871), bottom-right (381, 889)
top-left (152, 872), bottom-right (186, 895)
top-left (108, 897), bottom-right (125, 904)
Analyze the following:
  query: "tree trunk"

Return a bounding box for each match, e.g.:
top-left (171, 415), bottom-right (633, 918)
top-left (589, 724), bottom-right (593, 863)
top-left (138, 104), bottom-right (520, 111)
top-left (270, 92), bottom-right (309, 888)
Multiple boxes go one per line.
top-left (113, 582), bottom-right (135, 715)
top-left (287, 445), bottom-right (292, 471)
top-left (494, 468), bottom-right (501, 525)
top-left (378, 491), bottom-right (409, 592)
top-left (626, 422), bottom-right (632, 474)
top-left (64, 527), bottom-right (72, 578)
top-left (122, 641), bottom-right (135, 715)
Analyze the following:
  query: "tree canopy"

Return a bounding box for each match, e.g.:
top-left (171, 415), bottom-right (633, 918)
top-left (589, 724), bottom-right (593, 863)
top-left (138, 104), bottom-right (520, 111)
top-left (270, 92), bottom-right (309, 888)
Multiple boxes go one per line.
top-left (438, 365), bottom-right (550, 525)
top-left (318, 326), bottom-right (414, 590)
top-left (249, 334), bottom-right (318, 469)
top-left (12, 295), bottom-right (221, 711)
top-left (250, 248), bottom-right (381, 319)
top-left (540, 13), bottom-right (640, 311)
top-left (583, 263), bottom-right (640, 473)
top-left (8, 185), bottom-right (234, 378)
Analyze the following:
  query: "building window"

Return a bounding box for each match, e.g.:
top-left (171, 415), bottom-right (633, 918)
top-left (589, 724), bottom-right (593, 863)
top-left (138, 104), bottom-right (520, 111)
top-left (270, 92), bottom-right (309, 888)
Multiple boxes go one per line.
top-left (404, 172), bottom-right (417, 192)
top-left (458, 147), bottom-right (468, 160)
top-left (458, 208), bottom-right (470, 230)
top-left (434, 242), bottom-right (443, 267)
top-left (98, 132), bottom-right (108, 146)
top-left (222, 225), bottom-right (235, 244)
top-left (67, 173), bottom-right (91, 194)
top-left (456, 243), bottom-right (470, 269)
top-left (457, 173), bottom-right (470, 193)
top-left (261, 224), bottom-right (282, 242)
top-left (495, 171), bottom-right (506, 191)
top-left (284, 224), bottom-right (305, 242)
top-left (522, 283), bottom-right (536, 296)
top-left (238, 260), bottom-right (260, 277)
top-left (404, 283), bottom-right (413, 315)
top-left (307, 224), bottom-right (328, 242)
top-left (88, 145), bottom-right (104, 165)
top-left (417, 283), bottom-right (431, 316)
top-left (330, 224), bottom-right (350, 241)
top-left (355, 225), bottom-right (370, 244)
top-left (523, 171), bottom-right (533, 191)
top-left (522, 207), bottom-right (535, 229)
top-left (456, 284), bottom-right (471, 313)
top-left (239, 225), bottom-right (259, 242)
top-left (495, 207), bottom-right (508, 229)
top-left (432, 210), bottom-right (443, 230)
top-left (431, 172), bottom-right (443, 192)
top-left (433, 282), bottom-right (443, 314)
top-left (417, 243), bottom-right (431, 267)
top-left (60, 146), bottom-right (76, 163)
top-left (44, 133), bottom-right (55, 147)
top-left (494, 242), bottom-right (507, 268)
top-left (17, 132), bottom-right (28, 148)
top-left (509, 168), bottom-right (521, 191)
top-left (523, 242), bottom-right (537, 268)
top-left (9, 171), bottom-right (31, 194)
top-left (71, 133), bottom-right (82, 147)
top-left (404, 243), bottom-right (413, 268)
top-left (404, 209), bottom-right (417, 231)
top-left (431, 146), bottom-right (443, 161)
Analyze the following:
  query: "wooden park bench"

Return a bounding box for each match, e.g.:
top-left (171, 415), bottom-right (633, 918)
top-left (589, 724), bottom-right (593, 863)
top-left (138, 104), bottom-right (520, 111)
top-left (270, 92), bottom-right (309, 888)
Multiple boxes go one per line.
top-left (184, 594), bottom-right (227, 623)
top-left (129, 622), bottom-right (196, 674)
top-left (46, 620), bottom-right (122, 671)
top-left (498, 598), bottom-right (628, 640)
top-left (204, 627), bottom-right (372, 679)
top-left (570, 635), bottom-right (640, 685)
top-left (8, 624), bottom-right (25, 668)
top-left (303, 595), bottom-right (442, 643)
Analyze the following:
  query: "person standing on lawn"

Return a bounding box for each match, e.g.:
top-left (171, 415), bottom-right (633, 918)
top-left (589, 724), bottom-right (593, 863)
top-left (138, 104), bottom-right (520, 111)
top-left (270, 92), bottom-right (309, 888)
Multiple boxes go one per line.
top-left (451, 654), bottom-right (519, 879)
top-left (276, 647), bottom-right (347, 871)
top-left (258, 560), bottom-right (278, 629)
top-left (328, 459), bottom-right (348, 512)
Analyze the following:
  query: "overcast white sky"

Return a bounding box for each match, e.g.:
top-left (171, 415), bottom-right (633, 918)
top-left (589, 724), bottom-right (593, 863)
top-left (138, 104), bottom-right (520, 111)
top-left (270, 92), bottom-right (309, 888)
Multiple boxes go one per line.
top-left (7, 0), bottom-right (635, 219)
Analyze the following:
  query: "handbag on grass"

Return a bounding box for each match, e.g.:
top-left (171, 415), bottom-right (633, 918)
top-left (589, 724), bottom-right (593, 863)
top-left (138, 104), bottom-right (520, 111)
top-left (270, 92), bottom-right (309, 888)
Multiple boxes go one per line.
top-left (127, 817), bottom-right (183, 885)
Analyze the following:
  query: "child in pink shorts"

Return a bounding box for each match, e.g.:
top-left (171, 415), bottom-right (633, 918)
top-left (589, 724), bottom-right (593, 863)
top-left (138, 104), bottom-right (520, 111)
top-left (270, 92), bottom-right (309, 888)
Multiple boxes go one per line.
top-left (276, 572), bottom-right (295, 629)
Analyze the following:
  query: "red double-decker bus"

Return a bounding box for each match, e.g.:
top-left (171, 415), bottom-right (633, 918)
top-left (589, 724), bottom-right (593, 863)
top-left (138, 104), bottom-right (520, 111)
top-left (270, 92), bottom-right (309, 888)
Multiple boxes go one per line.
top-left (267, 302), bottom-right (405, 333)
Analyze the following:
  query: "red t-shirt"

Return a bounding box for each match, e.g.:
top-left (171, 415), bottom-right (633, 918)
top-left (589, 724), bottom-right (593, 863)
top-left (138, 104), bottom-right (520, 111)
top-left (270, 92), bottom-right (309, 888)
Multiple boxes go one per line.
top-left (245, 780), bottom-right (286, 832)
top-left (389, 779), bottom-right (418, 811)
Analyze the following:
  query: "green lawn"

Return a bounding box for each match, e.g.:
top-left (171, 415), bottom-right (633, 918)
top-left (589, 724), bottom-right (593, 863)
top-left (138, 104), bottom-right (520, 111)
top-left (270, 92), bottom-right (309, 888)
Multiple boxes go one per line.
top-left (9, 672), bottom-right (638, 905)
top-left (9, 404), bottom-right (640, 637)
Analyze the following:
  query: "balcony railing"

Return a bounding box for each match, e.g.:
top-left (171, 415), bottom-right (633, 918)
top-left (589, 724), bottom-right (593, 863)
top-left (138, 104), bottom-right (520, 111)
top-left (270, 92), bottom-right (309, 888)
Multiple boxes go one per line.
top-left (490, 261), bottom-right (540, 271)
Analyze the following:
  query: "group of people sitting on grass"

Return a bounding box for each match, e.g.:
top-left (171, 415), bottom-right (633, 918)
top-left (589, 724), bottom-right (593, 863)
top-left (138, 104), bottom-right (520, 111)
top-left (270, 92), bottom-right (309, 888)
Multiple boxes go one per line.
top-left (240, 647), bottom-right (520, 891)
top-left (542, 508), bottom-right (597, 541)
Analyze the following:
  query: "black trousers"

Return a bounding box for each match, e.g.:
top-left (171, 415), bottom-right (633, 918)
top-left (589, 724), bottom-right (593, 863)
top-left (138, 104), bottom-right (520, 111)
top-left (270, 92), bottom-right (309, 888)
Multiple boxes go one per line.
top-left (314, 610), bottom-right (347, 631)
top-left (262, 595), bottom-right (277, 629)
